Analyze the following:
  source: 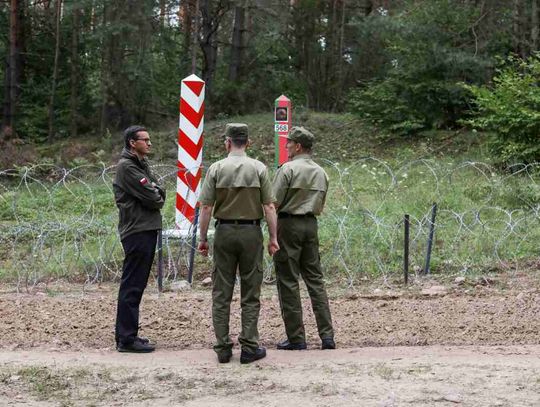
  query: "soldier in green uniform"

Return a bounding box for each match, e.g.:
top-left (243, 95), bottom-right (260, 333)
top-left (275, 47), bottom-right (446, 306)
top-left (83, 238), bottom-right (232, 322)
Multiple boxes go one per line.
top-left (198, 123), bottom-right (279, 364)
top-left (272, 126), bottom-right (335, 351)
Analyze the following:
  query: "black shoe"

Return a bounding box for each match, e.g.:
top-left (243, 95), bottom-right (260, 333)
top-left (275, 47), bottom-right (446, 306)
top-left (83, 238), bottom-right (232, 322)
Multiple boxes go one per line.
top-left (115, 336), bottom-right (153, 347)
top-left (217, 349), bottom-right (233, 364)
top-left (276, 339), bottom-right (307, 350)
top-left (117, 340), bottom-right (155, 353)
top-left (321, 337), bottom-right (336, 350)
top-left (240, 347), bottom-right (266, 364)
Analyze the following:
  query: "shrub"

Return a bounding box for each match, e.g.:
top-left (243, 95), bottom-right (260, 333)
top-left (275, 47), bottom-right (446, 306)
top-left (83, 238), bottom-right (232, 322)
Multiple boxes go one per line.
top-left (463, 54), bottom-right (540, 163)
top-left (348, 0), bottom-right (502, 137)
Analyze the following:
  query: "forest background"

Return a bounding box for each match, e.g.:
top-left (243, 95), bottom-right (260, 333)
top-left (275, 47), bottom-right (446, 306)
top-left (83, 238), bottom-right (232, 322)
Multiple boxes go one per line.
top-left (3, 5), bottom-right (540, 405)
top-left (1, 0), bottom-right (539, 167)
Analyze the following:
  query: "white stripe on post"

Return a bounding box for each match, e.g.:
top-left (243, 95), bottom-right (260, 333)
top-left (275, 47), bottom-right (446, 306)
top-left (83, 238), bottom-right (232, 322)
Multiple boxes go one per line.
top-left (176, 74), bottom-right (205, 232)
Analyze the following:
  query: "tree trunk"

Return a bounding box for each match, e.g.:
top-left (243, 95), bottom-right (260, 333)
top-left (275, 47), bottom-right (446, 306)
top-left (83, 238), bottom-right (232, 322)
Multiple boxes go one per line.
top-left (244, 0), bottom-right (252, 48)
top-left (228, 5), bottom-right (245, 81)
top-left (192, 0), bottom-right (199, 74)
top-left (69, 3), bottom-right (80, 138)
top-left (90, 0), bottom-right (97, 32)
top-left (200, 0), bottom-right (227, 98)
top-left (47, 0), bottom-right (62, 142)
top-left (512, 0), bottom-right (524, 57)
top-left (8, 0), bottom-right (20, 127)
top-left (2, 0), bottom-right (21, 135)
top-left (2, 55), bottom-right (10, 134)
top-left (532, 0), bottom-right (539, 52)
top-left (99, 1), bottom-right (111, 136)
top-left (181, 0), bottom-right (193, 55)
top-left (159, 0), bottom-right (166, 26)
top-left (363, 0), bottom-right (372, 16)
top-left (333, 0), bottom-right (347, 111)
top-left (326, 0), bottom-right (339, 110)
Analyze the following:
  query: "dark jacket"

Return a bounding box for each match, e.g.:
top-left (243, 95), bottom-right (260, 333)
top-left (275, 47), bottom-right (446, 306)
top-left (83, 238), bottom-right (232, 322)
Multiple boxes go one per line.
top-left (113, 148), bottom-right (166, 240)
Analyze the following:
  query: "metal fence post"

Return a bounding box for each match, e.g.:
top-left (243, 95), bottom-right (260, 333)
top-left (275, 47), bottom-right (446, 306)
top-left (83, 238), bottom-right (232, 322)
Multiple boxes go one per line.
top-left (404, 214), bottom-right (409, 285)
top-left (157, 229), bottom-right (163, 292)
top-left (424, 203), bottom-right (438, 275)
top-left (187, 206), bottom-right (200, 284)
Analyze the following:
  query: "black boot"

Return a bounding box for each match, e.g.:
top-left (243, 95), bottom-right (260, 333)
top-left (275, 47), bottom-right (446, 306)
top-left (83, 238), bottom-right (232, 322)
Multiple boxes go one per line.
top-left (240, 347), bottom-right (266, 364)
top-left (276, 339), bottom-right (307, 350)
top-left (217, 349), bottom-right (233, 363)
top-left (117, 340), bottom-right (155, 353)
top-left (321, 337), bottom-right (336, 350)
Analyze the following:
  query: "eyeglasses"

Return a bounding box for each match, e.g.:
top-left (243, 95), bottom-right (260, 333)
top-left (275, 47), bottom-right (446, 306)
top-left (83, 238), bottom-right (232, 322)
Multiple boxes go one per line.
top-left (135, 138), bottom-right (151, 144)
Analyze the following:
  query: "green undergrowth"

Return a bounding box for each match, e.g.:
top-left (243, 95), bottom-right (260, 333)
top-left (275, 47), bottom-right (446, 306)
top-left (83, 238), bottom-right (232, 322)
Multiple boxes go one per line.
top-left (5, 111), bottom-right (486, 169)
top-left (1, 113), bottom-right (539, 284)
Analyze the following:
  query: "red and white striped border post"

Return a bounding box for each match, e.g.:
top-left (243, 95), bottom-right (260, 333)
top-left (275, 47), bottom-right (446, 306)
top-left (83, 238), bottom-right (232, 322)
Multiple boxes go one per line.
top-left (176, 74), bottom-right (205, 233)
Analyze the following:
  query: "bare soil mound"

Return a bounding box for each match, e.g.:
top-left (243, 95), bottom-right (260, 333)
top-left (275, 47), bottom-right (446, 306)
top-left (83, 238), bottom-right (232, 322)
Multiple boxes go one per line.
top-left (1, 275), bottom-right (539, 351)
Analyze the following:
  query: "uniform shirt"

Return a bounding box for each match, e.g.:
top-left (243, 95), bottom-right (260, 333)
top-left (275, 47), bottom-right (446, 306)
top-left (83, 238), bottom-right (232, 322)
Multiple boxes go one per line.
top-left (199, 151), bottom-right (274, 219)
top-left (272, 154), bottom-right (328, 215)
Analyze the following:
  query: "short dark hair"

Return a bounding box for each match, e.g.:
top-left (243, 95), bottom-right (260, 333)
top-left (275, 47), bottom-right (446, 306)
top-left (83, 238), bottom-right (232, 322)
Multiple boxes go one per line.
top-left (230, 138), bottom-right (248, 148)
top-left (288, 126), bottom-right (314, 149)
top-left (124, 125), bottom-right (147, 149)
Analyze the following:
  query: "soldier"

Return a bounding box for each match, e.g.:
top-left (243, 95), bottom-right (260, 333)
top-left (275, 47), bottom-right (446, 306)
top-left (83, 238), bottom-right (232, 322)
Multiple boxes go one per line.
top-left (198, 123), bottom-right (279, 364)
top-left (113, 125), bottom-right (166, 353)
top-left (272, 126), bottom-right (335, 351)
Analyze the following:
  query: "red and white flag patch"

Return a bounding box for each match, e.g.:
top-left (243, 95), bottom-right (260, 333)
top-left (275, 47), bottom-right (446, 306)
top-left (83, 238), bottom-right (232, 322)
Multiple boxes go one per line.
top-left (139, 177), bottom-right (148, 185)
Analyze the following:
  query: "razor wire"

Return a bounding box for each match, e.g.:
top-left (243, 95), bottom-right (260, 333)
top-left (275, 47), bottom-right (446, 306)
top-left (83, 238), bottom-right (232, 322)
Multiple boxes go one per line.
top-left (1, 158), bottom-right (539, 289)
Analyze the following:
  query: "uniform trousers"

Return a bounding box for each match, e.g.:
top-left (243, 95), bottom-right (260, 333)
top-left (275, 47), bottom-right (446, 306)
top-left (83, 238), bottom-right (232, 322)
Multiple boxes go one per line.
top-left (115, 230), bottom-right (157, 345)
top-left (274, 216), bottom-right (334, 343)
top-left (212, 224), bottom-right (263, 354)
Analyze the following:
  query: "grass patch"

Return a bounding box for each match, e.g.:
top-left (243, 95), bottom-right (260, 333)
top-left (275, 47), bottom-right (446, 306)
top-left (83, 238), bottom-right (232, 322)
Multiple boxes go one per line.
top-left (2, 155), bottom-right (539, 285)
top-left (372, 363), bottom-right (398, 380)
top-left (1, 113), bottom-right (539, 285)
top-left (16, 366), bottom-right (71, 400)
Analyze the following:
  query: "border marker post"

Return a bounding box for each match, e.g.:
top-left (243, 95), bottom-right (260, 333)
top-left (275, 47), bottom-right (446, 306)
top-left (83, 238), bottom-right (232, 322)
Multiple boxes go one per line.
top-left (274, 95), bottom-right (291, 168)
top-left (162, 74), bottom-right (205, 287)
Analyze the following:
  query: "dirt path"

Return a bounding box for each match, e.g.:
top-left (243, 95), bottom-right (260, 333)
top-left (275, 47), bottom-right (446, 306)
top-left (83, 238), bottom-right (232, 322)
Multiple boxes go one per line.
top-left (1, 278), bottom-right (540, 405)
top-left (1, 281), bottom-right (540, 351)
top-left (1, 345), bottom-right (540, 406)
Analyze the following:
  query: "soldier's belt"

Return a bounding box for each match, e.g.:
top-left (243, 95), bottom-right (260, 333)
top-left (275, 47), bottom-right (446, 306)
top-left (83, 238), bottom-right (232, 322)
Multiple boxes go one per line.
top-left (278, 213), bottom-right (315, 219)
top-left (215, 219), bottom-right (261, 226)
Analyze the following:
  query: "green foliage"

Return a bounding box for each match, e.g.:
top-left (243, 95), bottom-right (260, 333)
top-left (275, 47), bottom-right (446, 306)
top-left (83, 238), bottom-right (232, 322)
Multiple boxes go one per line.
top-left (317, 157), bottom-right (540, 283)
top-left (212, 27), bottom-right (306, 116)
top-left (2, 0), bottom-right (190, 142)
top-left (349, 78), bottom-right (426, 136)
top-left (3, 151), bottom-right (540, 283)
top-left (348, 0), bottom-right (507, 136)
top-left (463, 54), bottom-right (540, 163)
top-left (0, 109), bottom-right (534, 283)
top-left (0, 176), bottom-right (122, 280)
top-left (0, 0), bottom-right (518, 152)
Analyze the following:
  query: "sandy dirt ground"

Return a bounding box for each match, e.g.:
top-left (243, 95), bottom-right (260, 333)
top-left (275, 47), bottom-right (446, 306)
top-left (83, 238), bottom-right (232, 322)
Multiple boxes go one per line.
top-left (0, 276), bottom-right (539, 406)
top-left (1, 346), bottom-right (540, 406)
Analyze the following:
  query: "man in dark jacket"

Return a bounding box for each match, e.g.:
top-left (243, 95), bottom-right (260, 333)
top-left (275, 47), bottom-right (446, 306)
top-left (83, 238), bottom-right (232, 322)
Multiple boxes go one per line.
top-left (113, 125), bottom-right (166, 353)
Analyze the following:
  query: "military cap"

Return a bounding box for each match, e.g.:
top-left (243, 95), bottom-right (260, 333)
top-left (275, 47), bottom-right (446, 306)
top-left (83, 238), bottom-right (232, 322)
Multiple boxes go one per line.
top-left (288, 126), bottom-right (314, 148)
top-left (225, 123), bottom-right (248, 141)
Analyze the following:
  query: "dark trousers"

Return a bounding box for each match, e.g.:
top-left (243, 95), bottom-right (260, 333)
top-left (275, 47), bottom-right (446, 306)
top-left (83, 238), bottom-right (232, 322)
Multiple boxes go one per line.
top-left (115, 230), bottom-right (157, 345)
top-left (212, 224), bottom-right (263, 354)
top-left (275, 217), bottom-right (334, 343)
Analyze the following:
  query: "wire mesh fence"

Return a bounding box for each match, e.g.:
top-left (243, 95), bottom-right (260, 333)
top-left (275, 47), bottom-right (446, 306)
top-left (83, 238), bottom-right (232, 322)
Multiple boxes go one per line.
top-left (1, 158), bottom-right (539, 289)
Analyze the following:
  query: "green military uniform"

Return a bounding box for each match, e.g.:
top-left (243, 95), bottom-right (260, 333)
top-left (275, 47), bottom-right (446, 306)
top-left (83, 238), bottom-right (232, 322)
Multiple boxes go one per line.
top-left (198, 124), bottom-right (274, 355)
top-left (273, 129), bottom-right (334, 345)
